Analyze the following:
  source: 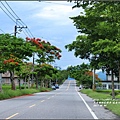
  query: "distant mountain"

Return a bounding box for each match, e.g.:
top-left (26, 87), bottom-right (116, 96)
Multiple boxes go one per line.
top-left (96, 71), bottom-right (106, 81)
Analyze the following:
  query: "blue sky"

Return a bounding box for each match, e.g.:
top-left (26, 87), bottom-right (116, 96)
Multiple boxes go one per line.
top-left (0, 1), bottom-right (90, 70)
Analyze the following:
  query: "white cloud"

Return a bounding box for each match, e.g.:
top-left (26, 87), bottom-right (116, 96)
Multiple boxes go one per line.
top-left (33, 3), bottom-right (80, 24)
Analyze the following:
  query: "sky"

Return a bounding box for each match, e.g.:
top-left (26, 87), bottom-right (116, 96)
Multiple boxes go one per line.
top-left (0, 1), bottom-right (90, 70)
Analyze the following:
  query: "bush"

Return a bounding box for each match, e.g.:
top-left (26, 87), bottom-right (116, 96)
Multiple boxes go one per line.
top-left (0, 89), bottom-right (39, 100)
top-left (40, 87), bottom-right (52, 92)
top-left (0, 93), bottom-right (11, 100)
top-left (110, 91), bottom-right (119, 96)
top-left (20, 89), bottom-right (39, 95)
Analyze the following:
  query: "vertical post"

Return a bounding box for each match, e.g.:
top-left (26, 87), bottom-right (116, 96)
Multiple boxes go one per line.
top-left (31, 53), bottom-right (35, 87)
top-left (92, 68), bottom-right (95, 90)
top-left (14, 19), bottom-right (20, 37)
top-left (0, 73), bottom-right (2, 92)
top-left (14, 25), bottom-right (17, 36)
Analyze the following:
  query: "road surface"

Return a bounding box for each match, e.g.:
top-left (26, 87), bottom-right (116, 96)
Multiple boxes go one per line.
top-left (0, 80), bottom-right (119, 119)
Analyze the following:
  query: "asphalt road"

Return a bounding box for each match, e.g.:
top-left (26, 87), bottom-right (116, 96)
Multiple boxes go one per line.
top-left (0, 80), bottom-right (119, 119)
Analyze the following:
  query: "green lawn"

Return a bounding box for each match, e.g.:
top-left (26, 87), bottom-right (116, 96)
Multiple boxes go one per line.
top-left (0, 84), bottom-right (52, 100)
top-left (80, 89), bottom-right (120, 117)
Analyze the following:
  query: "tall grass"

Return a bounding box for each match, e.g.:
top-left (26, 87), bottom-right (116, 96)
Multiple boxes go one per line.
top-left (0, 84), bottom-right (52, 100)
top-left (0, 89), bottom-right (40, 100)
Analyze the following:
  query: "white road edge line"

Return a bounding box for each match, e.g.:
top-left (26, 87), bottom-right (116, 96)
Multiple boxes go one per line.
top-left (6, 113), bottom-right (19, 119)
top-left (75, 87), bottom-right (98, 119)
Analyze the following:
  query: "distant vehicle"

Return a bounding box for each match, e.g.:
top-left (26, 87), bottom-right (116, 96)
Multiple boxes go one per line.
top-left (79, 85), bottom-right (82, 89)
top-left (51, 85), bottom-right (56, 90)
top-left (55, 84), bottom-right (59, 89)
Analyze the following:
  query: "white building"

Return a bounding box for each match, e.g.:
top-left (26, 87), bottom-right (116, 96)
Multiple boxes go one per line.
top-left (100, 73), bottom-right (120, 90)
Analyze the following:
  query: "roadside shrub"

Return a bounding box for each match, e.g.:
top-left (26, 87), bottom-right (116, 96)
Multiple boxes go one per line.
top-left (5, 90), bottom-right (23, 97)
top-left (40, 87), bottom-right (52, 92)
top-left (110, 91), bottom-right (119, 96)
top-left (20, 89), bottom-right (39, 95)
top-left (96, 90), bottom-right (111, 94)
top-left (0, 93), bottom-right (11, 100)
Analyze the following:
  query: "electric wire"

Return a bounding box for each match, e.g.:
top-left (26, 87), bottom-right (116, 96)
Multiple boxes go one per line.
top-left (1, 1), bottom-right (25, 27)
top-left (4, 1), bottom-right (34, 38)
top-left (26, 28), bottom-right (34, 38)
top-left (0, 5), bottom-right (16, 23)
top-left (23, 29), bottom-right (33, 38)
top-left (0, 1), bottom-right (19, 24)
top-left (0, 28), bottom-right (5, 33)
top-left (21, 29), bottom-right (29, 37)
top-left (0, 1), bottom-right (34, 38)
top-left (4, 1), bottom-right (26, 27)
top-left (5, 1), bottom-right (20, 20)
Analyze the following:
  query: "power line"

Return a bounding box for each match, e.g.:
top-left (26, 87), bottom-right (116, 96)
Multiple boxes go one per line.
top-left (5, 1), bottom-right (20, 20)
top-left (0, 1), bottom-right (34, 38)
top-left (23, 29), bottom-right (33, 38)
top-left (1, 1), bottom-right (26, 27)
top-left (0, 1), bottom-right (17, 22)
top-left (4, 1), bottom-right (27, 27)
top-left (0, 5), bottom-right (16, 23)
top-left (0, 28), bottom-right (5, 33)
top-left (26, 28), bottom-right (34, 38)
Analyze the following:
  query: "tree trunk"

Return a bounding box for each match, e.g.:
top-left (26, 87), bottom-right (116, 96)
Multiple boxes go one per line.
top-left (118, 64), bottom-right (120, 83)
top-left (111, 70), bottom-right (115, 99)
top-left (45, 80), bottom-right (48, 88)
top-left (10, 71), bottom-right (16, 90)
top-left (24, 77), bottom-right (26, 89)
top-left (31, 74), bottom-right (34, 88)
top-left (18, 78), bottom-right (21, 90)
top-left (41, 80), bottom-right (44, 87)
top-left (36, 74), bottom-right (38, 89)
top-left (49, 79), bottom-right (51, 88)
top-left (0, 73), bottom-right (3, 92)
top-left (28, 75), bottom-right (30, 89)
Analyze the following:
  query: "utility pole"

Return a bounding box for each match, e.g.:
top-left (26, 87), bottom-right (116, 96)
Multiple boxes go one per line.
top-left (31, 53), bottom-right (35, 87)
top-left (0, 72), bottom-right (2, 92)
top-left (92, 68), bottom-right (95, 90)
top-left (14, 19), bottom-right (27, 37)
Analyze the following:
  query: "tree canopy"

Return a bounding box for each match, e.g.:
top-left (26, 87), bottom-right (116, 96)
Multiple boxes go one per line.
top-left (65, 1), bottom-right (120, 98)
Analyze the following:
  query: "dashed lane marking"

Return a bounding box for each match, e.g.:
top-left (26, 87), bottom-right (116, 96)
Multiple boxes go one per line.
top-left (41, 100), bottom-right (45, 102)
top-left (29, 104), bottom-right (36, 108)
top-left (6, 113), bottom-right (19, 119)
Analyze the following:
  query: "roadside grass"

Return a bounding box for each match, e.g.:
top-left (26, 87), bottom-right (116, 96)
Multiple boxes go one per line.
top-left (80, 89), bottom-right (120, 117)
top-left (0, 85), bottom-right (52, 100)
top-left (39, 87), bottom-right (52, 92)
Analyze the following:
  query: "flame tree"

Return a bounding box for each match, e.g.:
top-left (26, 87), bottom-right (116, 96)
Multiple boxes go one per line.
top-left (0, 34), bottom-right (35, 90)
top-left (26, 37), bottom-right (62, 88)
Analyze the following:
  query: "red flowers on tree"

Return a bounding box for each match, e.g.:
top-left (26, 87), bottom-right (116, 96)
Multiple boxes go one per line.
top-left (4, 58), bottom-right (19, 66)
top-left (3, 55), bottom-right (21, 66)
top-left (85, 71), bottom-right (100, 80)
top-left (26, 37), bottom-right (62, 63)
top-left (26, 37), bottom-right (44, 49)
